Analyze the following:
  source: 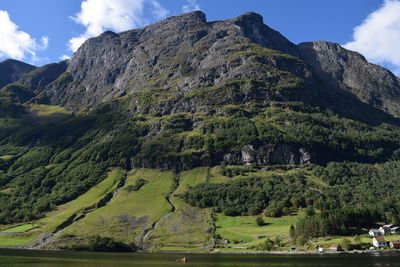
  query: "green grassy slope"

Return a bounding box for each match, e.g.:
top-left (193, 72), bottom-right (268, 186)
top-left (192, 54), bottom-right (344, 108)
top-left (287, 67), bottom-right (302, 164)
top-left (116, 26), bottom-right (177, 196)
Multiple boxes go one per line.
top-left (58, 169), bottom-right (175, 245)
top-left (145, 168), bottom-right (214, 251)
top-left (0, 168), bottom-right (124, 247)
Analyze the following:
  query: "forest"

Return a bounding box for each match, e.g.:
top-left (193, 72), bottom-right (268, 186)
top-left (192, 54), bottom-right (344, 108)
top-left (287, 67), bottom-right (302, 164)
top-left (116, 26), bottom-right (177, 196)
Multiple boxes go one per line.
top-left (184, 161), bottom-right (400, 235)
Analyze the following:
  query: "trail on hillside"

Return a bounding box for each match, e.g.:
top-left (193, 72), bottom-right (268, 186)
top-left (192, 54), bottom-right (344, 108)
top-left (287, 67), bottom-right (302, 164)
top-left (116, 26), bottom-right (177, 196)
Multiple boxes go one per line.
top-left (139, 172), bottom-right (180, 248)
top-left (27, 172), bottom-right (128, 249)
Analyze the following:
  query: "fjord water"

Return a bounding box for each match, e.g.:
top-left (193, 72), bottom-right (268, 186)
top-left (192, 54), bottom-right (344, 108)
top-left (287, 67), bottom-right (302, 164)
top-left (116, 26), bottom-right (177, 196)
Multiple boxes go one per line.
top-left (1, 249), bottom-right (400, 267)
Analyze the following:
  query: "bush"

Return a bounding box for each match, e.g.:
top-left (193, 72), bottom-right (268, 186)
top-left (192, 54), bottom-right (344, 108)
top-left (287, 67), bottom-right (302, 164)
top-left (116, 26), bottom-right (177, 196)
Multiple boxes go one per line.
top-left (125, 179), bottom-right (148, 192)
top-left (87, 235), bottom-right (138, 252)
top-left (340, 238), bottom-right (351, 251)
top-left (256, 216), bottom-right (264, 226)
top-left (296, 236), bottom-right (306, 246)
top-left (305, 206), bottom-right (315, 216)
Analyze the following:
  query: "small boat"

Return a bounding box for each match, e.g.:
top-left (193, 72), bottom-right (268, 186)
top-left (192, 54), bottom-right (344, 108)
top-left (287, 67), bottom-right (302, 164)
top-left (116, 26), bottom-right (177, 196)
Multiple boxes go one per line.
top-left (177, 257), bottom-right (188, 263)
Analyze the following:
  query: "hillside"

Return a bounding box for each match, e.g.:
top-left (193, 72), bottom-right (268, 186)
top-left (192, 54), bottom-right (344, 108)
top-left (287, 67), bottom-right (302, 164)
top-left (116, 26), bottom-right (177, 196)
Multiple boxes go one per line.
top-left (1, 11), bottom-right (400, 251)
top-left (0, 59), bottom-right (36, 88)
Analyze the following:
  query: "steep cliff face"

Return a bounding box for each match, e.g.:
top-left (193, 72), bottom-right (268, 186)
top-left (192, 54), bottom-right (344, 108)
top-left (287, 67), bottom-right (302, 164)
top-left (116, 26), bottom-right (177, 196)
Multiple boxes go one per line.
top-left (43, 11), bottom-right (312, 111)
top-left (25, 11), bottom-right (400, 123)
top-left (0, 59), bottom-right (36, 88)
top-left (299, 41), bottom-right (400, 117)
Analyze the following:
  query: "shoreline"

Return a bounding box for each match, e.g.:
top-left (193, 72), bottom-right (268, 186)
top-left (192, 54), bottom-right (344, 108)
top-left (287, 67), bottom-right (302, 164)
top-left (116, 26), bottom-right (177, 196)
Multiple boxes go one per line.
top-left (3, 246), bottom-right (400, 256)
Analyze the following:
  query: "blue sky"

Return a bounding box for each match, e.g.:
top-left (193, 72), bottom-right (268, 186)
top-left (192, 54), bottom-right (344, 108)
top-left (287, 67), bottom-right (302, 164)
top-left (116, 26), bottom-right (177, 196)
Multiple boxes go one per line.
top-left (0, 0), bottom-right (399, 75)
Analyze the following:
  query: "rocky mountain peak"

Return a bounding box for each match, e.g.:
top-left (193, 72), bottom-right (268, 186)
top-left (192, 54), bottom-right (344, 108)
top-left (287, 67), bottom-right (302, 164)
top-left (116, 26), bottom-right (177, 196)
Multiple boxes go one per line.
top-left (165, 10), bottom-right (207, 24)
top-left (232, 11), bottom-right (264, 25)
top-left (0, 59), bottom-right (36, 88)
top-left (39, 11), bottom-right (305, 110)
top-left (299, 41), bottom-right (400, 116)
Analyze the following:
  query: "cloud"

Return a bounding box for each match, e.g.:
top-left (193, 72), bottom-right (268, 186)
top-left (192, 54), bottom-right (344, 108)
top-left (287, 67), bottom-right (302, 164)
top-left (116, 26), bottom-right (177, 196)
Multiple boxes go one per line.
top-left (60, 54), bottom-right (71, 60)
top-left (344, 0), bottom-right (400, 76)
top-left (0, 10), bottom-right (48, 62)
top-left (68, 0), bottom-right (169, 52)
top-left (182, 0), bottom-right (200, 13)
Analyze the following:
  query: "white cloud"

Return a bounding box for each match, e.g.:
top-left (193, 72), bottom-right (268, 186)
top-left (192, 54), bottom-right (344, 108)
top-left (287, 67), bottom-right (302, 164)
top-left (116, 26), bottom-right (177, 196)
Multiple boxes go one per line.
top-left (68, 0), bottom-right (169, 52)
top-left (0, 10), bottom-right (48, 62)
top-left (60, 54), bottom-right (71, 60)
top-left (344, 0), bottom-right (400, 76)
top-left (182, 0), bottom-right (200, 13)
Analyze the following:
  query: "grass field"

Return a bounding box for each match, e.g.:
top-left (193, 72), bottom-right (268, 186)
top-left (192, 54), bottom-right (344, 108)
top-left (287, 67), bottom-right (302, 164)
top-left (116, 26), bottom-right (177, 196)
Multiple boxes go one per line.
top-left (1, 223), bottom-right (40, 233)
top-left (215, 210), bottom-right (305, 247)
top-left (0, 168), bottom-right (124, 247)
top-left (145, 168), bottom-right (214, 250)
top-left (0, 235), bottom-right (36, 247)
top-left (311, 234), bottom-right (400, 247)
top-left (26, 104), bottom-right (72, 124)
top-left (60, 169), bottom-right (175, 244)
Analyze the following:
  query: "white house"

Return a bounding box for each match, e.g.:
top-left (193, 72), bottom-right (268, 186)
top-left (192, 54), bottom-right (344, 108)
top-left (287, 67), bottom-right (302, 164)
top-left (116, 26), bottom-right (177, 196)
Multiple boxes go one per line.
top-left (391, 226), bottom-right (400, 235)
top-left (369, 229), bottom-right (381, 237)
top-left (372, 237), bottom-right (387, 248)
top-left (328, 244), bottom-right (341, 251)
top-left (379, 226), bottom-right (392, 236)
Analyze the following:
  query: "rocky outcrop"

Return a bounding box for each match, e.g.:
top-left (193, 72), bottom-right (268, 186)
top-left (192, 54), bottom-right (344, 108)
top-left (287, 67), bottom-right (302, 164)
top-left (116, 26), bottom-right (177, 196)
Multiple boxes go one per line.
top-left (299, 41), bottom-right (400, 117)
top-left (0, 59), bottom-right (36, 88)
top-left (223, 144), bottom-right (313, 166)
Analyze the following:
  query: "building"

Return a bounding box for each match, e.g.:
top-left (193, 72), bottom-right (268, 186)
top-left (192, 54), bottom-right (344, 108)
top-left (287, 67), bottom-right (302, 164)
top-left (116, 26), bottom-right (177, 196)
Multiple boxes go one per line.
top-left (372, 237), bottom-right (387, 248)
top-left (328, 244), bottom-right (341, 251)
top-left (369, 229), bottom-right (381, 237)
top-left (390, 241), bottom-right (400, 249)
top-left (379, 225), bottom-right (393, 236)
top-left (391, 226), bottom-right (400, 235)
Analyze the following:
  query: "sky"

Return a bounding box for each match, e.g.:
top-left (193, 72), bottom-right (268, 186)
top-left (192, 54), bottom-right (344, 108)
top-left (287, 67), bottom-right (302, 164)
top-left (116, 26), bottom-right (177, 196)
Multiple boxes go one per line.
top-left (0, 0), bottom-right (399, 76)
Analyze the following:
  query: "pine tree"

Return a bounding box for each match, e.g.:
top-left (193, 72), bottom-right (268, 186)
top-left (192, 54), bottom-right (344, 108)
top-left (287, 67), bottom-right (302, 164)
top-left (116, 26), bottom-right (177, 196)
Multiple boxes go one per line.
top-left (289, 224), bottom-right (296, 242)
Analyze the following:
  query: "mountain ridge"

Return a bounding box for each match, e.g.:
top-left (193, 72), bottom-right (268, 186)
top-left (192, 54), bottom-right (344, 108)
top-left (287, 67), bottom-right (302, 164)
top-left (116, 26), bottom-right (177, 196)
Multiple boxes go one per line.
top-left (0, 59), bottom-right (36, 88)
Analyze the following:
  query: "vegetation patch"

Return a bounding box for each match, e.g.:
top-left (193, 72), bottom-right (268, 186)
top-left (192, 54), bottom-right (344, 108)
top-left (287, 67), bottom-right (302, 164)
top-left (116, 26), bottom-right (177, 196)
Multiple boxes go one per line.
top-left (125, 178), bottom-right (148, 192)
top-left (1, 223), bottom-right (40, 233)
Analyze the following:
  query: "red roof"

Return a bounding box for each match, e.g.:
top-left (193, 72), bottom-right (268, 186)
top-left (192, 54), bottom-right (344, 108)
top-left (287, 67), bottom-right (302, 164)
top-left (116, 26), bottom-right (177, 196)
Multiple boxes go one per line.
top-left (391, 241), bottom-right (400, 245)
top-left (329, 244), bottom-right (340, 247)
top-left (375, 237), bottom-right (386, 242)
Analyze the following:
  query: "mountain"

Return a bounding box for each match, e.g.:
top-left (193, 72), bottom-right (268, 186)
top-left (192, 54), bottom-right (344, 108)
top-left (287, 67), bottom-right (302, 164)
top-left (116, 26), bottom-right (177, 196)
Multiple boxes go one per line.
top-left (299, 41), bottom-right (400, 117)
top-left (1, 11), bottom-right (400, 251)
top-left (0, 59), bottom-right (36, 88)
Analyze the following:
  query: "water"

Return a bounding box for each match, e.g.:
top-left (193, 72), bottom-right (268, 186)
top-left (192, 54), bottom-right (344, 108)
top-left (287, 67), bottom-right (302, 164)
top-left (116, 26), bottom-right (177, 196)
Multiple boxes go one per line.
top-left (1, 249), bottom-right (400, 267)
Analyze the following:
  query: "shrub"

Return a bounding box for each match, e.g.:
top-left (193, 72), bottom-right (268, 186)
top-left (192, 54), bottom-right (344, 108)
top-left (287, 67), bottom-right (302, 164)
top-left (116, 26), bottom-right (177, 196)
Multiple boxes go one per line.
top-left (256, 216), bottom-right (264, 226)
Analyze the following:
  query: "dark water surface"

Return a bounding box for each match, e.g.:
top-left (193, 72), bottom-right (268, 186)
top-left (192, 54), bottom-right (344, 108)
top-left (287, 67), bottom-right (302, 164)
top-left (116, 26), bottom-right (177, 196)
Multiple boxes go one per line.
top-left (1, 249), bottom-right (400, 267)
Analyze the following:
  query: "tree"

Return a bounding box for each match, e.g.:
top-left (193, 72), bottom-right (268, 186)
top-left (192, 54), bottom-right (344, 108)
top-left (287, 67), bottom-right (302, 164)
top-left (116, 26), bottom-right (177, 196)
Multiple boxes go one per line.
top-left (340, 238), bottom-right (351, 251)
top-left (282, 207), bottom-right (290, 215)
top-left (289, 225), bottom-right (296, 242)
top-left (305, 206), bottom-right (315, 216)
top-left (296, 236), bottom-right (306, 246)
top-left (256, 216), bottom-right (264, 226)
top-left (391, 215), bottom-right (400, 225)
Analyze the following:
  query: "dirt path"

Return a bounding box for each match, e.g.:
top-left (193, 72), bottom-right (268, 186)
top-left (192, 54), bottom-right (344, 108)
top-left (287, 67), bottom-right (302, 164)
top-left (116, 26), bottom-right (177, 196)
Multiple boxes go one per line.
top-left (140, 172), bottom-right (180, 247)
top-left (27, 173), bottom-right (128, 249)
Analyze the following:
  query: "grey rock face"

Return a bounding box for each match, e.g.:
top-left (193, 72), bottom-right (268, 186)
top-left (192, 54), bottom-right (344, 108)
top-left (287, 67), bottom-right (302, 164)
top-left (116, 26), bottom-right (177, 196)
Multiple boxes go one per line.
top-left (0, 59), bottom-right (36, 88)
top-left (223, 144), bottom-right (312, 166)
top-left (299, 41), bottom-right (400, 117)
top-left (43, 11), bottom-right (311, 111)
